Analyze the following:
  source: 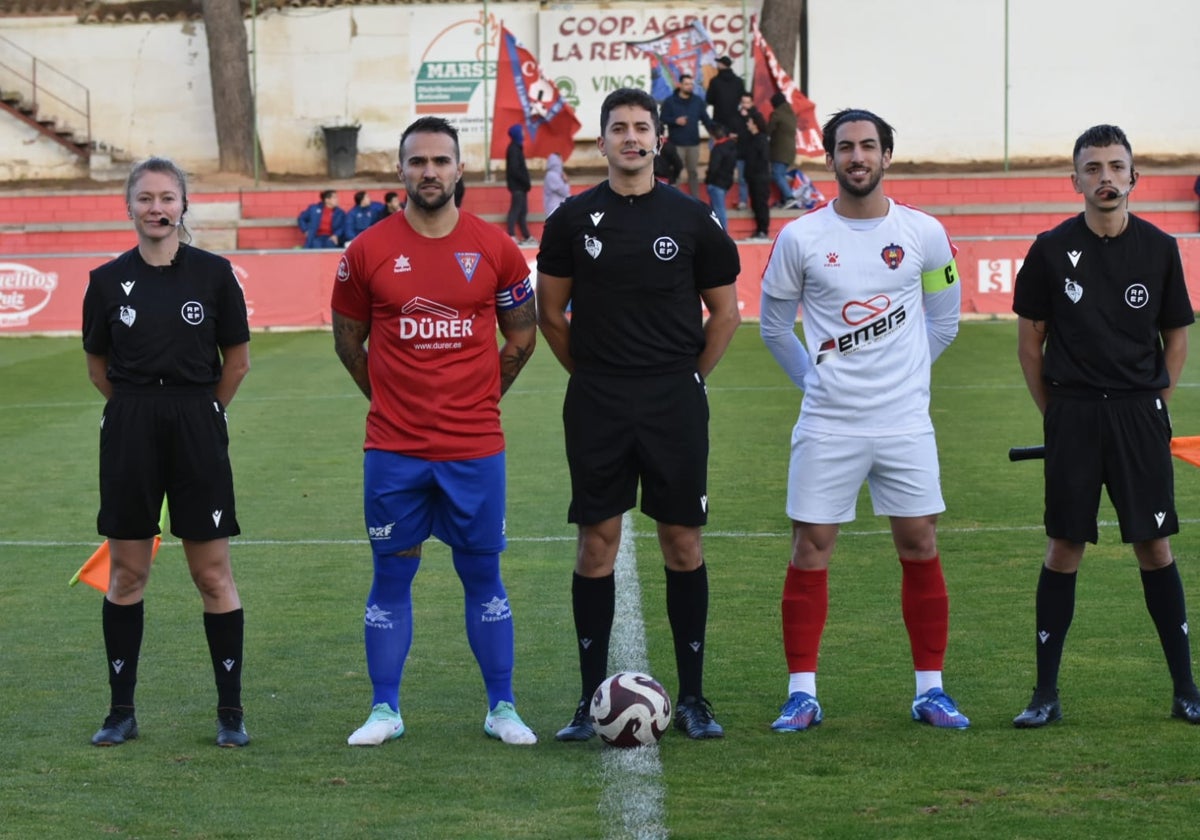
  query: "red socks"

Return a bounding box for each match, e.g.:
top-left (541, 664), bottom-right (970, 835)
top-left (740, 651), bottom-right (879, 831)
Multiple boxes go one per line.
top-left (781, 566), bottom-right (828, 673)
top-left (900, 555), bottom-right (948, 671)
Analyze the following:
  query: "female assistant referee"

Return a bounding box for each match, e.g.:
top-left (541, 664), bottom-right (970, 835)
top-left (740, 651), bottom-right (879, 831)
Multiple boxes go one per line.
top-left (82, 157), bottom-right (252, 747)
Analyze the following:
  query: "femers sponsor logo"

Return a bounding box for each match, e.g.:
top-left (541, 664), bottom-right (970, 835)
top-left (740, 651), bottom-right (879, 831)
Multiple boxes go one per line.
top-left (816, 304), bottom-right (908, 363)
top-left (0, 262), bottom-right (59, 328)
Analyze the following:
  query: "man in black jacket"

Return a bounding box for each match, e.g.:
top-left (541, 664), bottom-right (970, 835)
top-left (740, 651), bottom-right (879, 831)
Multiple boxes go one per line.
top-left (505, 124), bottom-right (535, 246)
top-left (705, 56), bottom-right (744, 138)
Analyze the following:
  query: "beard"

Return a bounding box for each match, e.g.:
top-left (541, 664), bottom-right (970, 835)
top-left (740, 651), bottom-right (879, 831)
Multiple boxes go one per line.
top-left (406, 181), bottom-right (454, 212)
top-left (834, 166), bottom-right (883, 198)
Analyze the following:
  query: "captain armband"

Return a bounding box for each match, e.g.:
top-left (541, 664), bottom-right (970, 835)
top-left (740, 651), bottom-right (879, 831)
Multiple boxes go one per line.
top-left (496, 276), bottom-right (535, 310)
top-left (921, 259), bottom-right (960, 293)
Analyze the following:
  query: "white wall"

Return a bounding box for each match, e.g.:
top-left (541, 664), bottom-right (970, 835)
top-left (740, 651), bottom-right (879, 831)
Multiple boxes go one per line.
top-left (0, 113), bottom-right (83, 180)
top-left (807, 0), bottom-right (1199, 163)
top-left (0, 0), bottom-right (1197, 181)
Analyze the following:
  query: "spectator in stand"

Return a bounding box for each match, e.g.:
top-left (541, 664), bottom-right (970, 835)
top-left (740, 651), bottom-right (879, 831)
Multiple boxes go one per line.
top-left (734, 92), bottom-right (763, 210)
top-left (374, 191), bottom-right (402, 224)
top-left (706, 56), bottom-right (745, 140)
top-left (743, 110), bottom-right (772, 242)
top-left (343, 191), bottom-right (384, 245)
top-left (298, 190), bottom-right (344, 249)
top-left (705, 123), bottom-right (737, 231)
top-left (659, 74), bottom-right (715, 196)
top-left (505, 124), bottom-right (536, 246)
top-left (767, 92), bottom-right (800, 210)
top-left (543, 153), bottom-right (571, 218)
top-left (653, 123), bottom-right (684, 186)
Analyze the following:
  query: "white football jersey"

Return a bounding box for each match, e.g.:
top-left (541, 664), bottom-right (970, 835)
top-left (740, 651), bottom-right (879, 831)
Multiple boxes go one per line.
top-left (761, 198), bottom-right (957, 436)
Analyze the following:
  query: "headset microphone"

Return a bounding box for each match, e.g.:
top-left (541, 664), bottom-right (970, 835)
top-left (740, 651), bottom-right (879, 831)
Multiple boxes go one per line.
top-left (155, 218), bottom-right (180, 227)
top-left (638, 148), bottom-right (649, 157)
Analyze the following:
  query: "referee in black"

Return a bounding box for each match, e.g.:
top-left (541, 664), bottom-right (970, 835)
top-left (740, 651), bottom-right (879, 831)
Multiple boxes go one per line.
top-left (82, 157), bottom-right (252, 747)
top-left (536, 87), bottom-right (742, 740)
top-left (1012, 124), bottom-right (1200, 727)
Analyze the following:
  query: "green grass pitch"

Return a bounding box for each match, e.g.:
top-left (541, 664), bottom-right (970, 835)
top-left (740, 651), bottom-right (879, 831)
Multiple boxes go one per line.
top-left (3, 320), bottom-right (1200, 838)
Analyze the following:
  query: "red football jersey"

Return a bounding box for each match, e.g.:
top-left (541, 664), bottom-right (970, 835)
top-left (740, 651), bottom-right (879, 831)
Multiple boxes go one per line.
top-left (331, 211), bottom-right (533, 460)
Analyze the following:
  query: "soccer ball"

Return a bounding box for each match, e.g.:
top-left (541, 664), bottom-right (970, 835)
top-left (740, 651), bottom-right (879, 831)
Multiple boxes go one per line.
top-left (590, 671), bottom-right (672, 748)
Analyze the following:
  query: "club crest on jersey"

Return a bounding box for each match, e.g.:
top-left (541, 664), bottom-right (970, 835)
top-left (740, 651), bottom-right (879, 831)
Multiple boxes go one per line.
top-left (336, 256), bottom-right (350, 282)
top-left (455, 252), bottom-right (481, 283)
top-left (880, 243), bottom-right (905, 270)
top-left (584, 234), bottom-right (602, 260)
top-left (1064, 277), bottom-right (1083, 304)
top-left (119, 305), bottom-right (136, 327)
top-left (653, 237), bottom-right (679, 261)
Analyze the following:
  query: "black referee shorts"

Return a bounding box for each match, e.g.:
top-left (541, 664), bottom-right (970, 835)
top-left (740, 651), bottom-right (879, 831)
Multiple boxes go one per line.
top-left (563, 369), bottom-right (710, 527)
top-left (1043, 392), bottom-right (1176, 544)
top-left (98, 389), bottom-right (240, 541)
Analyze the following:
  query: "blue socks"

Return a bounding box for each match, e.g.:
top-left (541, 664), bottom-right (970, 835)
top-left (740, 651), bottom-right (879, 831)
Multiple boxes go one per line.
top-left (363, 552), bottom-right (420, 711)
top-left (453, 550), bottom-right (515, 708)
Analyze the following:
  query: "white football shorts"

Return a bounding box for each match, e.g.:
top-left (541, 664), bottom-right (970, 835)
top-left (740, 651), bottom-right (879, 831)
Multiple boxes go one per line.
top-left (785, 429), bottom-right (945, 524)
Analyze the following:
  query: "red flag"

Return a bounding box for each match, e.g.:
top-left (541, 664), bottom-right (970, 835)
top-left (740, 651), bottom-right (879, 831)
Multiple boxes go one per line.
top-left (490, 26), bottom-right (580, 161)
top-left (750, 19), bottom-right (823, 158)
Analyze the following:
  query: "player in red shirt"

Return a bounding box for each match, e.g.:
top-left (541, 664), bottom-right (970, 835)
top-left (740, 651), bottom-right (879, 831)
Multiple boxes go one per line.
top-left (332, 117), bottom-right (538, 746)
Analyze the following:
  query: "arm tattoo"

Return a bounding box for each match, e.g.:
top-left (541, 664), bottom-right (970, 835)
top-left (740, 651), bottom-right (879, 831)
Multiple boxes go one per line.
top-left (332, 314), bottom-right (372, 399)
top-left (500, 343), bottom-right (533, 395)
top-left (497, 298), bottom-right (538, 333)
top-left (497, 299), bottom-right (537, 396)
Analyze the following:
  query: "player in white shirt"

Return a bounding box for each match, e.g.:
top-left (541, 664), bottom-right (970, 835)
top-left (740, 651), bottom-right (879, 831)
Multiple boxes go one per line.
top-left (759, 108), bottom-right (968, 732)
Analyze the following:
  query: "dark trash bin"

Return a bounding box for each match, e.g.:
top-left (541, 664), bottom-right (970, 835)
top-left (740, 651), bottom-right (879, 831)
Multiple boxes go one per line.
top-left (323, 125), bottom-right (360, 179)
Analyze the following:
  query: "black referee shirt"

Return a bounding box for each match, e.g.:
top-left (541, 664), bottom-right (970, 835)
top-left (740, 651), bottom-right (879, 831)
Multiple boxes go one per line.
top-left (1012, 213), bottom-right (1194, 392)
top-left (538, 181), bottom-right (740, 375)
top-left (82, 245), bottom-right (250, 388)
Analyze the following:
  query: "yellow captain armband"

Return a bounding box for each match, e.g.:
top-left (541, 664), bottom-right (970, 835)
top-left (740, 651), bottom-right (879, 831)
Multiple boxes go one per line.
top-left (922, 259), bottom-right (960, 293)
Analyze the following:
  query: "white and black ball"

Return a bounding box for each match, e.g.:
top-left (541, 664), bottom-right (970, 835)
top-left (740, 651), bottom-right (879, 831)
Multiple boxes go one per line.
top-left (590, 671), bottom-right (672, 748)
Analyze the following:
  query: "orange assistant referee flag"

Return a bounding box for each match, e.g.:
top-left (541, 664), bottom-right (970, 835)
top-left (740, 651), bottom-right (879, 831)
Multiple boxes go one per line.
top-left (69, 500), bottom-right (168, 591)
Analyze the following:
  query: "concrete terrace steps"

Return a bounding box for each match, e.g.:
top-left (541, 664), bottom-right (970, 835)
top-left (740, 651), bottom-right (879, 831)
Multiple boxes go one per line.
top-left (1, 173), bottom-right (1196, 255)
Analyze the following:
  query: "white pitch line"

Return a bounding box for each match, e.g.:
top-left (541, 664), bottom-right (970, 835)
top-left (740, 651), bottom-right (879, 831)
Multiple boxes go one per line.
top-left (599, 512), bottom-right (667, 840)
